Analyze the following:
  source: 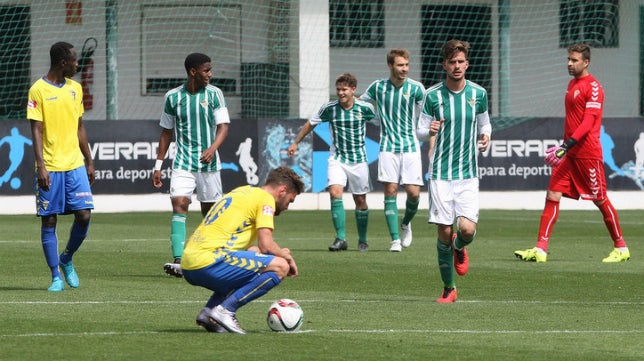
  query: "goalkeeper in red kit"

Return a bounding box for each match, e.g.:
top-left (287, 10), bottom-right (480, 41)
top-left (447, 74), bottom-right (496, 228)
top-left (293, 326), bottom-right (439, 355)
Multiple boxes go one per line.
top-left (515, 43), bottom-right (630, 263)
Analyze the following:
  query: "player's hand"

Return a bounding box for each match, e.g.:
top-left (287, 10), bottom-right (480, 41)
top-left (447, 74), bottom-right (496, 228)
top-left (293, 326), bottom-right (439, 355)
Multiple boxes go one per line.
top-left (152, 171), bottom-right (163, 188)
top-left (429, 119), bottom-right (445, 135)
top-left (478, 134), bottom-right (490, 152)
top-left (287, 144), bottom-right (298, 158)
top-left (544, 146), bottom-right (565, 167)
top-left (287, 258), bottom-right (298, 277)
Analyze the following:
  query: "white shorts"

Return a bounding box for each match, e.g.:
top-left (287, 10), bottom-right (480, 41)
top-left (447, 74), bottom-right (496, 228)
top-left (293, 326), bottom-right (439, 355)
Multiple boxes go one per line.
top-left (427, 178), bottom-right (479, 225)
top-left (377, 151), bottom-right (424, 186)
top-left (327, 158), bottom-right (371, 195)
top-left (170, 168), bottom-right (223, 203)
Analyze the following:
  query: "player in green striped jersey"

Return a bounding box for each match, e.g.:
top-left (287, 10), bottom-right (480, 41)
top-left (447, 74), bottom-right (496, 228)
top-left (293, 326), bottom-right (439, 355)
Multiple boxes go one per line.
top-left (152, 53), bottom-right (230, 277)
top-left (288, 73), bottom-right (377, 252)
top-left (360, 48), bottom-right (425, 252)
top-left (416, 40), bottom-right (491, 303)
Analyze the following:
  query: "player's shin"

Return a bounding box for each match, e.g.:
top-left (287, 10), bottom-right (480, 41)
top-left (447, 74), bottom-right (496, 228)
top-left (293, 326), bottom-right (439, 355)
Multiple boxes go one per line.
top-left (220, 272), bottom-right (281, 312)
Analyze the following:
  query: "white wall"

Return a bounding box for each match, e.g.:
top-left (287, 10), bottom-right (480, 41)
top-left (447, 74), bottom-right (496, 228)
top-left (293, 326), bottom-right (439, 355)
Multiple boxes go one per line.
top-left (19, 0), bottom-right (644, 121)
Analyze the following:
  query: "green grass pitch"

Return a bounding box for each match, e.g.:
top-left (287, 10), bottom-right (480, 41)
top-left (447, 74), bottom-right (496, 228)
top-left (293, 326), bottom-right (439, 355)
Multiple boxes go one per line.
top-left (1, 209), bottom-right (642, 360)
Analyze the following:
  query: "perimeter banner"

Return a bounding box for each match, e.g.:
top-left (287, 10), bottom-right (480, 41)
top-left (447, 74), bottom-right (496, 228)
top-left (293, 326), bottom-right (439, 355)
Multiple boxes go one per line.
top-left (1, 117), bottom-right (643, 196)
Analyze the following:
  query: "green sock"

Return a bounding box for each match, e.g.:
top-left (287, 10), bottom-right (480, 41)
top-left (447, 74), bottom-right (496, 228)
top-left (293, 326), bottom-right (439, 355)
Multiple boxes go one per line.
top-left (170, 213), bottom-right (187, 260)
top-left (384, 196), bottom-right (399, 240)
top-left (454, 230), bottom-right (476, 250)
top-left (402, 198), bottom-right (419, 225)
top-left (331, 198), bottom-right (346, 240)
top-left (355, 209), bottom-right (369, 243)
top-left (437, 238), bottom-right (455, 288)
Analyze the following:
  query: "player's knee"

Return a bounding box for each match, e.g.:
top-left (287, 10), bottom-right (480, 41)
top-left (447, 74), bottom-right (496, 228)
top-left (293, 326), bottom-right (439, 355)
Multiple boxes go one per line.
top-left (74, 209), bottom-right (91, 225)
top-left (266, 257), bottom-right (290, 279)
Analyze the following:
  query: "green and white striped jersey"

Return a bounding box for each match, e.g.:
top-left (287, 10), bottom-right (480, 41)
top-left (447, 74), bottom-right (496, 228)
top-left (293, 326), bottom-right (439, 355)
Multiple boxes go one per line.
top-left (420, 80), bottom-right (488, 180)
top-left (310, 98), bottom-right (377, 164)
top-left (360, 78), bottom-right (425, 153)
top-left (160, 84), bottom-right (230, 172)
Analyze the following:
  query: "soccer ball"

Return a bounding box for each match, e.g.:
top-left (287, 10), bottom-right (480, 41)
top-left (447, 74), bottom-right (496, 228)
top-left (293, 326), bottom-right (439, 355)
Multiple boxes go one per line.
top-left (266, 298), bottom-right (304, 332)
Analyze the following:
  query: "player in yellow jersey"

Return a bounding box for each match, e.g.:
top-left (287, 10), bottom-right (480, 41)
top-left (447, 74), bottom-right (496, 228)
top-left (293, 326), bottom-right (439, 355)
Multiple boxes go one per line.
top-left (27, 42), bottom-right (95, 292)
top-left (182, 166), bottom-right (304, 334)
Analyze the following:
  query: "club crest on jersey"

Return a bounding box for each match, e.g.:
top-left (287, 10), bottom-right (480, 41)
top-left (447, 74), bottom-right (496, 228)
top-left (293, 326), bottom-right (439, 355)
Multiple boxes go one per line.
top-left (70, 90), bottom-right (77, 100)
top-left (468, 98), bottom-right (476, 107)
top-left (200, 100), bottom-right (209, 109)
top-left (262, 205), bottom-right (275, 216)
top-left (573, 90), bottom-right (580, 99)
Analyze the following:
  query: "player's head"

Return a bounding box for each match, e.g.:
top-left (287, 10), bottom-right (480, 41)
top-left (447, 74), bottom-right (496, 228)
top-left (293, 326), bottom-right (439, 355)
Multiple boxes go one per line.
top-left (184, 53), bottom-right (212, 87)
top-left (50, 42), bottom-right (77, 77)
top-left (387, 48), bottom-right (410, 83)
top-left (335, 73), bottom-right (357, 106)
top-left (441, 39), bottom-right (471, 61)
top-left (387, 48), bottom-right (409, 65)
top-left (441, 40), bottom-right (470, 82)
top-left (567, 44), bottom-right (590, 78)
top-left (336, 73), bottom-right (357, 89)
top-left (567, 43), bottom-right (591, 61)
top-left (264, 167), bottom-right (304, 215)
top-left (184, 53), bottom-right (211, 74)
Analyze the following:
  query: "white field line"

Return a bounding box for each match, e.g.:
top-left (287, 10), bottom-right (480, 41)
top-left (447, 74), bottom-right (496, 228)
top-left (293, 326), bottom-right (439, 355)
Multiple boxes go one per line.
top-left (1, 329), bottom-right (642, 338)
top-left (1, 299), bottom-right (643, 306)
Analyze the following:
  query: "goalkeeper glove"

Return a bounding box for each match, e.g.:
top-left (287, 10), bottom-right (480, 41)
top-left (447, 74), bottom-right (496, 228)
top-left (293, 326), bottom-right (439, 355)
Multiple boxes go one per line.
top-left (544, 138), bottom-right (576, 167)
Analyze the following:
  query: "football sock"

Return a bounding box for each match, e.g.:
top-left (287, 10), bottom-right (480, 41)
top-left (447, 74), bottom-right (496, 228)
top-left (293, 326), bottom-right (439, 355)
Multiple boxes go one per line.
top-left (60, 221), bottom-right (90, 264)
top-left (170, 213), bottom-right (187, 260)
top-left (330, 197), bottom-right (346, 240)
top-left (596, 199), bottom-right (627, 248)
top-left (536, 198), bottom-right (559, 251)
top-left (41, 226), bottom-right (62, 279)
top-left (355, 209), bottom-right (369, 243)
top-left (437, 238), bottom-right (455, 288)
top-left (401, 198), bottom-right (419, 225)
top-left (220, 272), bottom-right (281, 312)
top-left (384, 196), bottom-right (399, 240)
top-left (205, 292), bottom-right (226, 309)
top-left (454, 229), bottom-right (475, 250)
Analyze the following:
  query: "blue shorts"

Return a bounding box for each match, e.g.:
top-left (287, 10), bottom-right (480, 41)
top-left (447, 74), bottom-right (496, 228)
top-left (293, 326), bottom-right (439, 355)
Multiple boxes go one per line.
top-left (183, 250), bottom-right (275, 295)
top-left (35, 166), bottom-right (94, 216)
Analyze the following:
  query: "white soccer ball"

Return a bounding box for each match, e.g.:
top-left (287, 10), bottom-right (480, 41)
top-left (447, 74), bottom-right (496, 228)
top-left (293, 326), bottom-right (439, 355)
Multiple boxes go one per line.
top-left (266, 298), bottom-right (304, 332)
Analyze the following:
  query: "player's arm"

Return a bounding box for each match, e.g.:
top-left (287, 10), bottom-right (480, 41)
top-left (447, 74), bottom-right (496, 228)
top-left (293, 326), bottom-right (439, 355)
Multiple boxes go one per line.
top-left (77, 117), bottom-right (95, 185)
top-left (152, 127), bottom-right (173, 188)
top-left (200, 122), bottom-right (229, 164)
top-left (29, 119), bottom-right (49, 191)
top-left (476, 111), bottom-right (492, 152)
top-left (201, 107), bottom-right (231, 164)
top-left (257, 227), bottom-right (298, 277)
top-left (288, 121), bottom-right (316, 157)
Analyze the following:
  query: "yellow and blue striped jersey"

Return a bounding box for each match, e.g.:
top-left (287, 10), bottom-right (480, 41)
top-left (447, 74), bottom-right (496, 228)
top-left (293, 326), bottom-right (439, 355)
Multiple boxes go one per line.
top-left (181, 185), bottom-right (276, 270)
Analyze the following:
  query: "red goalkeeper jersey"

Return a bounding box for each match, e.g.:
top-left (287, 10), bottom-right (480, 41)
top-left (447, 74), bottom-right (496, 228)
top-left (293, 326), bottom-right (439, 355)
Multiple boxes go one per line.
top-left (563, 74), bottom-right (603, 159)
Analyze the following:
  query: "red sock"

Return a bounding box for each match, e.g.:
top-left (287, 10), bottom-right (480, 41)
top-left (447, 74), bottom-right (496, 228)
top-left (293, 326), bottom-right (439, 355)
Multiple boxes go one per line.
top-left (596, 199), bottom-right (627, 248)
top-left (536, 198), bottom-right (559, 251)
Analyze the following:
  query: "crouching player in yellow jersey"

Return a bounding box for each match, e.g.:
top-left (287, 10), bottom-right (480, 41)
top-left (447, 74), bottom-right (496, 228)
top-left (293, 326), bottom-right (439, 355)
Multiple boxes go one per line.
top-left (181, 167), bottom-right (304, 334)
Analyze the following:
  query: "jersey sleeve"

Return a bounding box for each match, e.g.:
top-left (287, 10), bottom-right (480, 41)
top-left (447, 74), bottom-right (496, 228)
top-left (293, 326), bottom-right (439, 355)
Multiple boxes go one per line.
top-left (255, 192), bottom-right (276, 230)
top-left (27, 86), bottom-right (43, 122)
top-left (159, 92), bottom-right (176, 129)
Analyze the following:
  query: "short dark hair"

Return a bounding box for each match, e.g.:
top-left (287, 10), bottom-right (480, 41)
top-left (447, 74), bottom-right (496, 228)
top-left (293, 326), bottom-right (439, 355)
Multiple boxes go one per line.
top-left (50, 42), bottom-right (74, 67)
top-left (265, 167), bottom-right (304, 194)
top-left (387, 48), bottom-right (409, 65)
top-left (184, 53), bottom-right (211, 74)
top-left (441, 39), bottom-right (471, 61)
top-left (567, 43), bottom-right (591, 61)
top-left (335, 73), bottom-right (357, 88)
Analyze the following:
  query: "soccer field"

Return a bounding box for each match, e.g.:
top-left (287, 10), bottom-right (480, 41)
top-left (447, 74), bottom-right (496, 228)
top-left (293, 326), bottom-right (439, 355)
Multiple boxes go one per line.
top-left (1, 210), bottom-right (642, 361)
